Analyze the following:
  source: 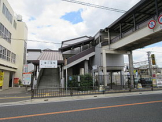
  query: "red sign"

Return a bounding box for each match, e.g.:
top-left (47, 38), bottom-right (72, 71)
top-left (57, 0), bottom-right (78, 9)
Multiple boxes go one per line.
top-left (158, 15), bottom-right (162, 24)
top-left (148, 20), bottom-right (156, 29)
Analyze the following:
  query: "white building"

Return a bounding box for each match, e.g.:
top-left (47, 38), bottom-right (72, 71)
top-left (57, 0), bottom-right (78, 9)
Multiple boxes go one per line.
top-left (0, 0), bottom-right (28, 90)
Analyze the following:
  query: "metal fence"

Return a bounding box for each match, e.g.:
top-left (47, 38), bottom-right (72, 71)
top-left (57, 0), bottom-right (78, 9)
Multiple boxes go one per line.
top-left (31, 74), bottom-right (162, 98)
top-left (31, 85), bottom-right (162, 99)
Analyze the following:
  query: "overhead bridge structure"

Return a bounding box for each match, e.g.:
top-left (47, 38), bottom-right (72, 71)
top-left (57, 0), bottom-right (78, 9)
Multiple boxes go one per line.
top-left (59, 0), bottom-right (162, 88)
top-left (99, 0), bottom-right (162, 85)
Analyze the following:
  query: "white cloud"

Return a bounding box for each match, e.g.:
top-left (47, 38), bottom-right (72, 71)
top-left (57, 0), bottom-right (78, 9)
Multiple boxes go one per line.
top-left (124, 47), bottom-right (162, 67)
top-left (8, 0), bottom-right (162, 67)
top-left (8, 0), bottom-right (140, 49)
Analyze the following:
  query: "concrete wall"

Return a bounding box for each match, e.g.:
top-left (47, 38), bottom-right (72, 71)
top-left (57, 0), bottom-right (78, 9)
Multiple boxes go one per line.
top-left (3, 70), bottom-right (10, 90)
top-left (92, 43), bottom-right (102, 67)
top-left (106, 54), bottom-right (124, 67)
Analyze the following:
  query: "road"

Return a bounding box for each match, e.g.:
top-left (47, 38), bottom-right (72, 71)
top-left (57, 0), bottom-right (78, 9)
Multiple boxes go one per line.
top-left (0, 93), bottom-right (162, 122)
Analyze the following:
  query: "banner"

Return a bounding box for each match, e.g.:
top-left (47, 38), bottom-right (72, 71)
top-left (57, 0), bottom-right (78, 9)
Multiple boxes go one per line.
top-left (0, 71), bottom-right (4, 87)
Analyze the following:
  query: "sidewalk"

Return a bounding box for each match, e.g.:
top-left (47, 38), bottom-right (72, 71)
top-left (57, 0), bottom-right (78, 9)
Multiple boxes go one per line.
top-left (0, 87), bottom-right (31, 104)
top-left (0, 87), bottom-right (28, 95)
top-left (0, 90), bottom-right (162, 107)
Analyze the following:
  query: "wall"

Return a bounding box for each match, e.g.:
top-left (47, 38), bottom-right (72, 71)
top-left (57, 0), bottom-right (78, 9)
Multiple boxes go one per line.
top-left (106, 54), bottom-right (124, 67)
top-left (92, 43), bottom-right (102, 67)
top-left (2, 70), bottom-right (9, 90)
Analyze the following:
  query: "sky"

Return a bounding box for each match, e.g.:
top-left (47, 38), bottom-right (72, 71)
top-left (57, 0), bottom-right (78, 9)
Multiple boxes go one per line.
top-left (7, 0), bottom-right (162, 67)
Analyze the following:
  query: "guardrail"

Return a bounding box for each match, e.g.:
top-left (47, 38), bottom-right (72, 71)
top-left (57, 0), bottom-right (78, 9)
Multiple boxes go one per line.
top-left (31, 85), bottom-right (162, 99)
top-left (67, 47), bottom-right (95, 64)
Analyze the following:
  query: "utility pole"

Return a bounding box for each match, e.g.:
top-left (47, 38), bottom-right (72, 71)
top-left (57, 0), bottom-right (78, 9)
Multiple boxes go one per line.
top-left (147, 51), bottom-right (152, 77)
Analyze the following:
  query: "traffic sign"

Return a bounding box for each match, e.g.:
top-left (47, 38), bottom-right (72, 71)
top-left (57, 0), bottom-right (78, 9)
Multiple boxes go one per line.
top-left (158, 15), bottom-right (162, 24)
top-left (148, 20), bottom-right (156, 29)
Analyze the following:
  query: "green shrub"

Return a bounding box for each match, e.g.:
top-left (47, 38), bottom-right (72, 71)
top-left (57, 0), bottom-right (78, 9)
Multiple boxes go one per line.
top-left (80, 74), bottom-right (93, 87)
top-left (68, 74), bottom-right (93, 89)
top-left (68, 75), bottom-right (78, 87)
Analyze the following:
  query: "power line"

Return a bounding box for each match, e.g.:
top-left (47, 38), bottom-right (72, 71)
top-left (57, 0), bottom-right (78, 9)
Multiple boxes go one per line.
top-left (0, 37), bottom-right (62, 45)
top-left (2, 37), bottom-right (162, 53)
top-left (62, 0), bottom-right (126, 13)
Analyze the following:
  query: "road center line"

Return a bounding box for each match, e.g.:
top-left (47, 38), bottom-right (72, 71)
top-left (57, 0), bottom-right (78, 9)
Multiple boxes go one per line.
top-left (0, 100), bottom-right (162, 121)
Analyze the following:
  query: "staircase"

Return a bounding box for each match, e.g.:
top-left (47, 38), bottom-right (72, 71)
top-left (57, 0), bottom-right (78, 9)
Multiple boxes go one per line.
top-left (38, 68), bottom-right (60, 89)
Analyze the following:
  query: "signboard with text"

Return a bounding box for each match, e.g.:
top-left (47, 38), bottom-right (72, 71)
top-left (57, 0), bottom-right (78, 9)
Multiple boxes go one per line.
top-left (22, 73), bottom-right (32, 85)
top-left (40, 60), bottom-right (57, 68)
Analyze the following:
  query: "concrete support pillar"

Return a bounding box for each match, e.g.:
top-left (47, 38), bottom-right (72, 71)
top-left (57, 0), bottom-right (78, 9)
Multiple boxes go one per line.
top-left (61, 66), bottom-right (64, 88)
top-left (84, 60), bottom-right (88, 74)
top-left (59, 65), bottom-right (62, 87)
top-left (120, 71), bottom-right (123, 86)
top-left (110, 72), bottom-right (113, 89)
top-left (66, 68), bottom-right (67, 94)
top-left (128, 51), bottom-right (134, 87)
top-left (102, 50), bottom-right (107, 86)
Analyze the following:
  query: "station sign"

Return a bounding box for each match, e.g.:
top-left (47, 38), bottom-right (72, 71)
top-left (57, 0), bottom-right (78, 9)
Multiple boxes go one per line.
top-left (148, 20), bottom-right (156, 29)
top-left (158, 15), bottom-right (162, 24)
top-left (40, 60), bottom-right (57, 68)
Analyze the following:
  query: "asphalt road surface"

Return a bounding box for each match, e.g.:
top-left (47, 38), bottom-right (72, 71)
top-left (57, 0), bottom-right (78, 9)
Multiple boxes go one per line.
top-left (0, 93), bottom-right (162, 122)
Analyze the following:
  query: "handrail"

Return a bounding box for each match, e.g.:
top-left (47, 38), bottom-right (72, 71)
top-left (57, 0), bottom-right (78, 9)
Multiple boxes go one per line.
top-left (36, 68), bottom-right (43, 88)
top-left (102, 16), bottom-right (156, 46)
top-left (67, 47), bottom-right (95, 64)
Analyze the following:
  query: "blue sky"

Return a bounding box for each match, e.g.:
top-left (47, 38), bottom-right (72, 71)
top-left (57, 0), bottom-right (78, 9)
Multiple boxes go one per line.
top-left (146, 42), bottom-right (162, 48)
top-left (61, 9), bottom-right (83, 24)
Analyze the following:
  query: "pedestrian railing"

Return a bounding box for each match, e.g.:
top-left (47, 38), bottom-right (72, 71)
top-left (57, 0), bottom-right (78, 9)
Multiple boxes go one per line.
top-left (31, 85), bottom-right (162, 99)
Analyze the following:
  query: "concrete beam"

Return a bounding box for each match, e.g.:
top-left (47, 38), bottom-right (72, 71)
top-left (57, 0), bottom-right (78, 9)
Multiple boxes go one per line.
top-left (102, 50), bottom-right (128, 54)
top-left (110, 23), bottom-right (162, 50)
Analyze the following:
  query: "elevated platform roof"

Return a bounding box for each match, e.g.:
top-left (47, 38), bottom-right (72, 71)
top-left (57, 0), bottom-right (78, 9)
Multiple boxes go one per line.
top-left (105, 0), bottom-right (162, 33)
top-left (59, 36), bottom-right (94, 52)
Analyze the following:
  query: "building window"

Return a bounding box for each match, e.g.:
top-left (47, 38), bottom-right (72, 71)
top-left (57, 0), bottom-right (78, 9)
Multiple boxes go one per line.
top-left (2, 47), bottom-right (6, 59)
top-left (2, 3), bottom-right (13, 24)
top-left (0, 23), bottom-right (11, 43)
top-left (0, 45), bottom-right (16, 63)
top-left (0, 45), bottom-right (2, 59)
top-left (11, 53), bottom-right (16, 63)
top-left (13, 20), bottom-right (17, 29)
top-left (7, 50), bottom-right (11, 61)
